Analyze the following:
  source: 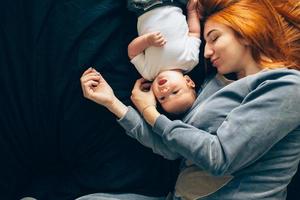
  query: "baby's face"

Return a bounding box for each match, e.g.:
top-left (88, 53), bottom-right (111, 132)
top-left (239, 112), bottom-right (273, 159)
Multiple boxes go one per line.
top-left (152, 70), bottom-right (196, 114)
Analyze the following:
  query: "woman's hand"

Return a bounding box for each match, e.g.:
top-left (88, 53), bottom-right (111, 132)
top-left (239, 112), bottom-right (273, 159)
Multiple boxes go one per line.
top-left (131, 78), bottom-right (156, 113)
top-left (80, 67), bottom-right (128, 118)
top-left (131, 78), bottom-right (160, 126)
top-left (81, 67), bottom-right (115, 107)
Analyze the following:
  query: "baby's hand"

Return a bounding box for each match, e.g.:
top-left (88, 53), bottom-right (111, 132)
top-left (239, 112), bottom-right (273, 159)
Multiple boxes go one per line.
top-left (187, 0), bottom-right (198, 11)
top-left (146, 32), bottom-right (167, 47)
top-left (187, 0), bottom-right (203, 18)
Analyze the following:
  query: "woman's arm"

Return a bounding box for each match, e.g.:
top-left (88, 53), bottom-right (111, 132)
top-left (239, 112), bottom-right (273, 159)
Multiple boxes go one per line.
top-left (118, 106), bottom-right (180, 160)
top-left (130, 78), bottom-right (160, 126)
top-left (131, 72), bottom-right (300, 175)
top-left (80, 69), bottom-right (180, 159)
top-left (80, 67), bottom-right (128, 118)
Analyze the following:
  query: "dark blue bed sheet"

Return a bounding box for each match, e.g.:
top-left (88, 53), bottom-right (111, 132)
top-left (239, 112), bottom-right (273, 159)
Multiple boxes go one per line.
top-left (1, 0), bottom-right (299, 199)
top-left (0, 0), bottom-right (182, 199)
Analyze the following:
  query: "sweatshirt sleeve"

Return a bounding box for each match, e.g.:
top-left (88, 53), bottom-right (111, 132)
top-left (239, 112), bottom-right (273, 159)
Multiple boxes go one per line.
top-left (153, 73), bottom-right (300, 175)
top-left (117, 106), bottom-right (180, 160)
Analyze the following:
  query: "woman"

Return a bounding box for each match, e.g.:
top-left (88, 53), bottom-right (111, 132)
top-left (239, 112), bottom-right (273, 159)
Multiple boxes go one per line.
top-left (80, 0), bottom-right (300, 199)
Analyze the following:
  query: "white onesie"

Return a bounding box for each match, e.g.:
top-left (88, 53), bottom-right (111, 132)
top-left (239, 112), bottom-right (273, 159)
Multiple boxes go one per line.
top-left (131, 6), bottom-right (201, 80)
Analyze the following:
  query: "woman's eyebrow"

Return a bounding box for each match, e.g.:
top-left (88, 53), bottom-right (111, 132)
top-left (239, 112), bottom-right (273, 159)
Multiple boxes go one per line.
top-left (205, 29), bottom-right (217, 39)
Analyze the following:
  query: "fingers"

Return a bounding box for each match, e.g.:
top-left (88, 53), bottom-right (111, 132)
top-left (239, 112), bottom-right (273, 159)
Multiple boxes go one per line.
top-left (96, 72), bottom-right (108, 85)
top-left (85, 80), bottom-right (99, 89)
top-left (141, 80), bottom-right (152, 91)
top-left (81, 67), bottom-right (101, 77)
top-left (81, 68), bottom-right (102, 98)
top-left (132, 78), bottom-right (144, 92)
top-left (81, 79), bottom-right (97, 98)
top-left (132, 78), bottom-right (153, 94)
top-left (130, 78), bottom-right (157, 114)
top-left (81, 72), bottom-right (101, 84)
top-left (155, 38), bottom-right (167, 47)
top-left (154, 32), bottom-right (167, 46)
top-left (153, 32), bottom-right (164, 40)
top-left (149, 32), bottom-right (167, 47)
top-left (82, 67), bottom-right (95, 76)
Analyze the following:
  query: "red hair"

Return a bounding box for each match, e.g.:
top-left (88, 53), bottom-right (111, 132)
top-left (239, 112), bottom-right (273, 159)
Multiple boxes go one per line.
top-left (200, 0), bottom-right (300, 70)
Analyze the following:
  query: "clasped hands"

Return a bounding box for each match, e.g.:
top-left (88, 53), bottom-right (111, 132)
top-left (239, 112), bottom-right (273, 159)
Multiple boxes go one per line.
top-left (80, 68), bottom-right (157, 117)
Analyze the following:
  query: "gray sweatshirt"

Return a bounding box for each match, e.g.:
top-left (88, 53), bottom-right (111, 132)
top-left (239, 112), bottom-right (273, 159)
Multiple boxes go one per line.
top-left (118, 68), bottom-right (300, 200)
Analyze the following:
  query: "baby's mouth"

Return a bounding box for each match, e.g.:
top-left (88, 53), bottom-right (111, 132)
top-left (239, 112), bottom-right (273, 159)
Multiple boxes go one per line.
top-left (158, 79), bottom-right (167, 85)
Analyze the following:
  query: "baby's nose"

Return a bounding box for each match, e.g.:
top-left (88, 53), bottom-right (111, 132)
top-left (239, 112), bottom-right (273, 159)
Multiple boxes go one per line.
top-left (160, 87), bottom-right (169, 93)
top-left (158, 79), bottom-right (167, 85)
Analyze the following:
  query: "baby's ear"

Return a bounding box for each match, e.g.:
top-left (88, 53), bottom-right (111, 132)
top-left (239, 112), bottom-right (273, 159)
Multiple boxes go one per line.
top-left (184, 75), bottom-right (196, 88)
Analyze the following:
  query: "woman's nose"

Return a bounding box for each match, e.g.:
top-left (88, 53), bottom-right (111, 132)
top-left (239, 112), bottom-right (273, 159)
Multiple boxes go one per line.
top-left (204, 44), bottom-right (213, 59)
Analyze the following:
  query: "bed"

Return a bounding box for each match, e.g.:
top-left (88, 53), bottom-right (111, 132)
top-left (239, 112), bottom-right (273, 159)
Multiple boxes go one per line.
top-left (1, 0), bottom-right (298, 199)
top-left (0, 1), bottom-right (182, 199)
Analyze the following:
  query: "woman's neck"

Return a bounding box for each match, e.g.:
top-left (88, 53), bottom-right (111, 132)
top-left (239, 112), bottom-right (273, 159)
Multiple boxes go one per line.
top-left (237, 57), bottom-right (261, 79)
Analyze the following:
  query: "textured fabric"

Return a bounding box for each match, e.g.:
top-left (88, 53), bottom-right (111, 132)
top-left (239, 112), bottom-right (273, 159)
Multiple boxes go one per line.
top-left (131, 6), bottom-right (201, 80)
top-left (117, 73), bottom-right (232, 159)
top-left (154, 69), bottom-right (300, 199)
top-left (76, 193), bottom-right (165, 200)
top-left (127, 0), bottom-right (187, 16)
top-left (174, 164), bottom-right (233, 200)
top-left (119, 68), bottom-right (300, 199)
top-left (0, 0), bottom-right (180, 199)
top-left (118, 74), bottom-right (234, 199)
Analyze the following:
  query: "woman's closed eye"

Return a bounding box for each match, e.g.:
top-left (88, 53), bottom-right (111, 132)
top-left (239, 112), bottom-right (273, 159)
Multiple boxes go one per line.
top-left (206, 30), bottom-right (220, 43)
top-left (211, 34), bottom-right (219, 42)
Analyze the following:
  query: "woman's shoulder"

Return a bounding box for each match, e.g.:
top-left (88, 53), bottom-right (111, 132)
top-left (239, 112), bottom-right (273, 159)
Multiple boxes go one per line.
top-left (262, 67), bottom-right (299, 76)
top-left (243, 68), bottom-right (300, 98)
top-left (247, 68), bottom-right (300, 85)
top-left (200, 68), bottom-right (300, 97)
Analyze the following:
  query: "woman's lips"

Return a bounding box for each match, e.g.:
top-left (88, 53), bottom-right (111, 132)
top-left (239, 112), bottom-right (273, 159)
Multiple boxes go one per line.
top-left (211, 58), bottom-right (219, 67)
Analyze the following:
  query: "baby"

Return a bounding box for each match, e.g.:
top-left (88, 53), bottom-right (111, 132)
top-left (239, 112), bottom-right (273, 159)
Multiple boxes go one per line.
top-left (127, 0), bottom-right (201, 114)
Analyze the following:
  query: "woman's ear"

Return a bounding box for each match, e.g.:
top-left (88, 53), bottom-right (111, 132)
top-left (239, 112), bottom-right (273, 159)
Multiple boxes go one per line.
top-left (184, 75), bottom-right (196, 88)
top-left (240, 38), bottom-right (250, 46)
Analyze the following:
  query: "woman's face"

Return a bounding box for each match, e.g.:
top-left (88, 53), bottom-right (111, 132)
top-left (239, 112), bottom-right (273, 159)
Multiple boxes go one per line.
top-left (204, 20), bottom-right (258, 78)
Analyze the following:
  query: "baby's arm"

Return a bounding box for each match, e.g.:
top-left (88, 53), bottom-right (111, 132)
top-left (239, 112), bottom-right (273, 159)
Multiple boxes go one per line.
top-left (128, 32), bottom-right (167, 60)
top-left (187, 0), bottom-right (200, 38)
